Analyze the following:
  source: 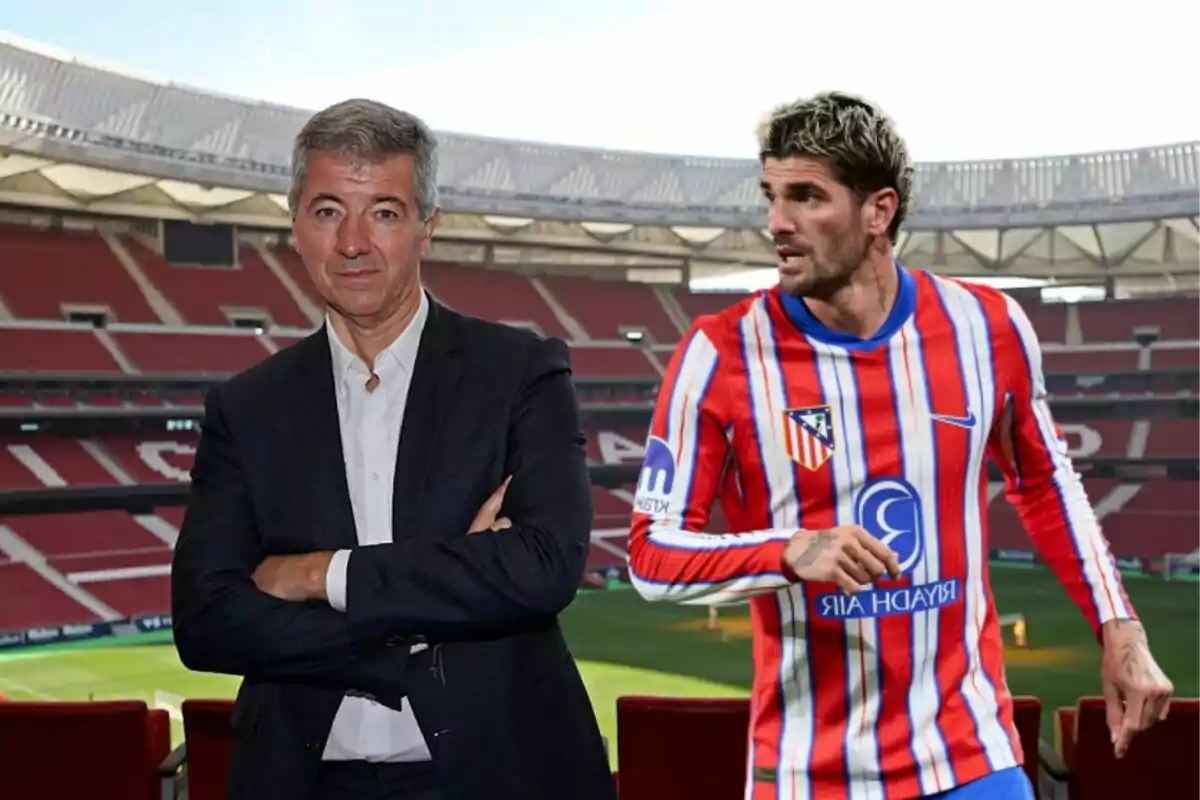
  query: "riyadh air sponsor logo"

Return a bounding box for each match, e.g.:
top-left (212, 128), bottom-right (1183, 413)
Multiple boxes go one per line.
top-left (816, 578), bottom-right (961, 619)
top-left (633, 436), bottom-right (676, 515)
top-left (816, 477), bottom-right (961, 620)
top-left (858, 477), bottom-right (924, 577)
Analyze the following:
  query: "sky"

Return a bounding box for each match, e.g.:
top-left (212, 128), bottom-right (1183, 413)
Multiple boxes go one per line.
top-left (1, 0), bottom-right (1197, 163)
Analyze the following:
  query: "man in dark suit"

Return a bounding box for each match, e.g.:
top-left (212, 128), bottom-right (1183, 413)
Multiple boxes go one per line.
top-left (170, 98), bottom-right (614, 800)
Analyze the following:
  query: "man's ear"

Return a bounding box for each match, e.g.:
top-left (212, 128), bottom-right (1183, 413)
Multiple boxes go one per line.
top-left (862, 187), bottom-right (898, 240)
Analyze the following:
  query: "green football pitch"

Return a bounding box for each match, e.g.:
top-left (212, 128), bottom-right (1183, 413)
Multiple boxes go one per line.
top-left (0, 566), bottom-right (1195, 768)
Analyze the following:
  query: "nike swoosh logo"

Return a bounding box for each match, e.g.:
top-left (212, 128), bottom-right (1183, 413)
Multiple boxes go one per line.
top-left (931, 411), bottom-right (977, 429)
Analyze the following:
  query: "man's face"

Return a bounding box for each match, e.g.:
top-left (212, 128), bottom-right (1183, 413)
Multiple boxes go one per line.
top-left (760, 155), bottom-right (870, 298)
top-left (292, 150), bottom-right (439, 324)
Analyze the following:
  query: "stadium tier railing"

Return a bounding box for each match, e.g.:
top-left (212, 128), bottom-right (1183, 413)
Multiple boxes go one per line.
top-left (1, 459), bottom-right (1197, 519)
top-left (0, 368), bottom-right (1196, 411)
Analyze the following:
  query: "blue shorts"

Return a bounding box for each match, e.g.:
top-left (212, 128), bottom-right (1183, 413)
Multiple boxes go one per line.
top-left (927, 766), bottom-right (1035, 799)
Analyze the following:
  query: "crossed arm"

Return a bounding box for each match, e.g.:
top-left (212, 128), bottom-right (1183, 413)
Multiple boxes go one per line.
top-left (170, 387), bottom-right (391, 690)
top-left (172, 336), bottom-right (593, 680)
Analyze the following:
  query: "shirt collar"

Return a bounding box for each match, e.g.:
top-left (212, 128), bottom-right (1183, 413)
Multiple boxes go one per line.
top-left (327, 290), bottom-right (429, 396)
top-left (776, 259), bottom-right (916, 352)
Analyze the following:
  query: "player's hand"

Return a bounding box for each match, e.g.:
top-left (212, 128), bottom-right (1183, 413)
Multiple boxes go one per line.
top-left (253, 552), bottom-right (333, 602)
top-left (1100, 618), bottom-right (1173, 758)
top-left (468, 476), bottom-right (513, 534)
top-left (782, 526), bottom-right (901, 592)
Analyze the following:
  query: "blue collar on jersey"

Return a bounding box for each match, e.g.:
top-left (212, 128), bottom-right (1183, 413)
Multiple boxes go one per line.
top-left (777, 260), bottom-right (916, 352)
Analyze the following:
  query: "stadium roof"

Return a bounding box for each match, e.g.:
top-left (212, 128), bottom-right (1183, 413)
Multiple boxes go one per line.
top-left (0, 34), bottom-right (1196, 281)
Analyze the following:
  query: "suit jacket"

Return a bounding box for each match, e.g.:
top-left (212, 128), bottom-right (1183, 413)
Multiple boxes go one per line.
top-left (170, 296), bottom-right (614, 800)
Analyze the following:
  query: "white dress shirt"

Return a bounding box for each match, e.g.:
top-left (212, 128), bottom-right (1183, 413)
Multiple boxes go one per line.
top-left (320, 291), bottom-right (432, 763)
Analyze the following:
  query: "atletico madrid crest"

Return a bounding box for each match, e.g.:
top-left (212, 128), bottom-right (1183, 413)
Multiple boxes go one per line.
top-left (783, 405), bottom-right (835, 471)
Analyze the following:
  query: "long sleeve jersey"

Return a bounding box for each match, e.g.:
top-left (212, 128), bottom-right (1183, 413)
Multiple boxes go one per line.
top-left (627, 263), bottom-right (1134, 800)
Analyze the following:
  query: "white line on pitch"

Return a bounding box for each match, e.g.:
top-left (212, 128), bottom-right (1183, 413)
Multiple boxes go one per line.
top-left (0, 674), bottom-right (57, 700)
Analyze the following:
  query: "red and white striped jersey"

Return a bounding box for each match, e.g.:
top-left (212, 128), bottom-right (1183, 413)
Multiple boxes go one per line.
top-left (627, 264), bottom-right (1135, 799)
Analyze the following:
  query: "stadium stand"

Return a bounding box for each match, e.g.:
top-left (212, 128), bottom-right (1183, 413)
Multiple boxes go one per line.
top-left (0, 225), bottom-right (160, 323)
top-left (422, 262), bottom-right (573, 340)
top-left (3, 261), bottom-right (1191, 797)
top-left (117, 238), bottom-right (312, 328)
top-left (1, 412), bottom-right (1196, 628)
top-left (0, 33), bottom-right (1195, 800)
top-left (0, 326), bottom-right (124, 373)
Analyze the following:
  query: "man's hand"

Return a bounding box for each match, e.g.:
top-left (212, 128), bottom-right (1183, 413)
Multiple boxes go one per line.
top-left (468, 476), bottom-right (513, 534)
top-left (252, 552), bottom-right (334, 602)
top-left (782, 526), bottom-right (902, 592)
top-left (1101, 618), bottom-right (1173, 758)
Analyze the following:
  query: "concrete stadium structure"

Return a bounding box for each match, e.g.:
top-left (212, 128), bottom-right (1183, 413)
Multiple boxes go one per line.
top-left (0, 34), bottom-right (1196, 285)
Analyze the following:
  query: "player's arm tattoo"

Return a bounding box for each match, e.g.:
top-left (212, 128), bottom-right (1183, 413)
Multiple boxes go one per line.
top-left (1109, 620), bottom-right (1156, 681)
top-left (795, 530), bottom-right (835, 568)
top-left (1119, 641), bottom-right (1157, 683)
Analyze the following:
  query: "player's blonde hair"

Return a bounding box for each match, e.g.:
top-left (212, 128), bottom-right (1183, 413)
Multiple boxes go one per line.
top-left (756, 91), bottom-right (913, 242)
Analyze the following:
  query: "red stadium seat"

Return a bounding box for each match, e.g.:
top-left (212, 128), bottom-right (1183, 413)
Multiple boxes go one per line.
top-left (615, 695), bottom-right (749, 800)
top-left (0, 225), bottom-right (159, 323)
top-left (1010, 695), bottom-right (1042, 795)
top-left (1056, 696), bottom-right (1199, 800)
top-left (1077, 298), bottom-right (1200, 343)
top-left (120, 238), bottom-right (312, 327)
top-left (269, 244), bottom-right (324, 305)
top-left (181, 699), bottom-right (237, 800)
top-left (671, 287), bottom-right (750, 323)
top-left (422, 262), bottom-right (571, 339)
top-left (0, 562), bottom-right (102, 631)
top-left (1053, 706), bottom-right (1076, 773)
top-left (0, 328), bottom-right (123, 373)
top-left (569, 346), bottom-right (659, 379)
top-left (0, 700), bottom-right (170, 800)
top-left (540, 274), bottom-right (681, 343)
top-left (1043, 348), bottom-right (1139, 374)
top-left (110, 329), bottom-right (273, 374)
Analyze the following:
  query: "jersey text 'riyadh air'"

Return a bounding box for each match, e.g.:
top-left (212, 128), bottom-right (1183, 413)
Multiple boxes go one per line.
top-left (627, 264), bottom-right (1135, 800)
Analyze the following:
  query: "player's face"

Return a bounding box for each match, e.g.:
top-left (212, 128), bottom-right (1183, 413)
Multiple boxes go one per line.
top-left (292, 150), bottom-right (439, 325)
top-left (761, 156), bottom-right (869, 298)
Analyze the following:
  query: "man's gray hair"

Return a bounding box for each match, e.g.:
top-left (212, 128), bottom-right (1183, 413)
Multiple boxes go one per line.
top-left (288, 98), bottom-right (440, 220)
